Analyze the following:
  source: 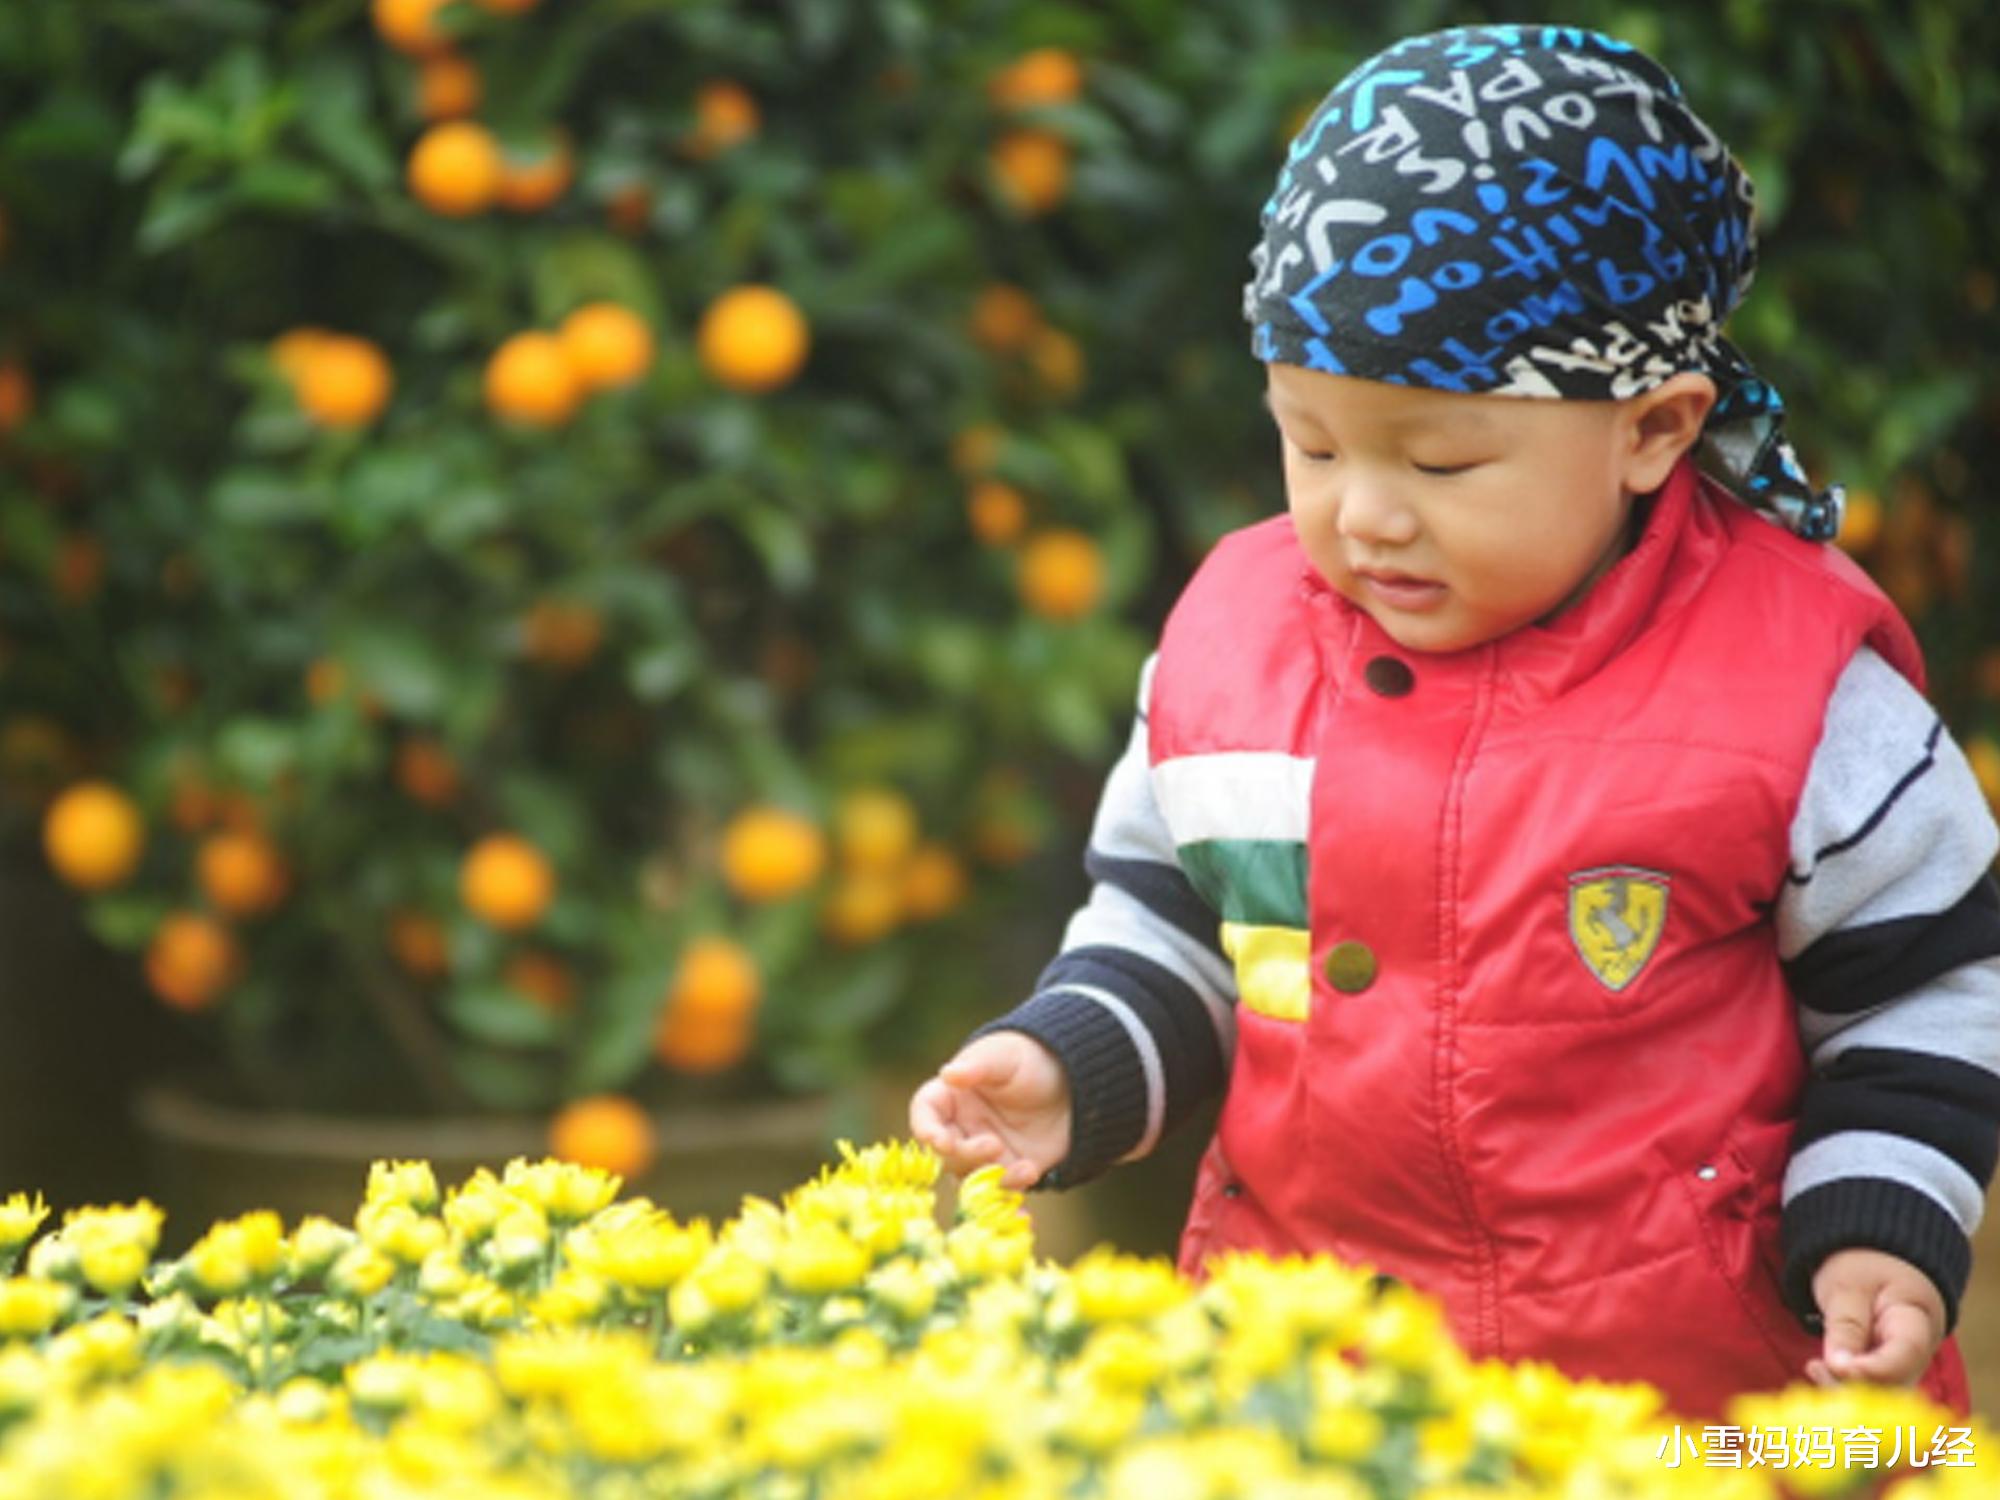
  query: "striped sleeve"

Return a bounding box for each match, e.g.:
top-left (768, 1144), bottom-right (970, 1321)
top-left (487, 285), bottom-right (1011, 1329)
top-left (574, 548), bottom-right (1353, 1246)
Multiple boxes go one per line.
top-left (970, 654), bottom-right (1237, 1189)
top-left (1775, 645), bottom-right (2000, 1334)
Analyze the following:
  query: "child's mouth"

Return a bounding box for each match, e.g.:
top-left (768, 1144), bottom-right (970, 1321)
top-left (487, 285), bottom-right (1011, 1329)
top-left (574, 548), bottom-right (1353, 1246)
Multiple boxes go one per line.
top-left (1354, 570), bottom-right (1446, 610)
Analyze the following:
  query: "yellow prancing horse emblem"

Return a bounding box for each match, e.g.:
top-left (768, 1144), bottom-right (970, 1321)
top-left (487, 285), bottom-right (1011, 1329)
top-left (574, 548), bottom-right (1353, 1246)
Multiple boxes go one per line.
top-left (1567, 867), bottom-right (1669, 992)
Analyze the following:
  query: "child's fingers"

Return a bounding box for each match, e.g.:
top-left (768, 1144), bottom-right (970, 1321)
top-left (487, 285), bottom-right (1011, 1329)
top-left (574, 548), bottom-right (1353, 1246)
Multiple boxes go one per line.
top-left (961, 1131), bottom-right (1004, 1162)
top-left (1804, 1358), bottom-right (1841, 1388)
top-left (909, 1081), bottom-right (991, 1169)
top-left (907, 1079), bottom-right (958, 1142)
top-left (997, 1159), bottom-right (1044, 1192)
top-left (1838, 1303), bottom-right (1933, 1384)
top-left (940, 1039), bottom-right (1023, 1093)
top-left (1817, 1284), bottom-right (1876, 1371)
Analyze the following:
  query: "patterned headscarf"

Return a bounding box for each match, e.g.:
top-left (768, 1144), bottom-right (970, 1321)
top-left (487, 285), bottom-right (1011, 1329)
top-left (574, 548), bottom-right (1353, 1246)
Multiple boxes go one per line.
top-left (1244, 24), bottom-right (1840, 541)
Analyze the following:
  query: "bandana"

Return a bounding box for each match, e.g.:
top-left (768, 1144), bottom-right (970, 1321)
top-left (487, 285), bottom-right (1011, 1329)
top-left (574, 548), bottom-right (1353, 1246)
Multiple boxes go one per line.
top-left (1243, 24), bottom-right (1840, 541)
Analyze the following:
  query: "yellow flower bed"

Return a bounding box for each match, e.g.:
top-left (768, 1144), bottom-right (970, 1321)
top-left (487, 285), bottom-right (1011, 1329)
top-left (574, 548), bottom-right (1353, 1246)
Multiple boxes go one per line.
top-left (0, 1148), bottom-right (1985, 1498)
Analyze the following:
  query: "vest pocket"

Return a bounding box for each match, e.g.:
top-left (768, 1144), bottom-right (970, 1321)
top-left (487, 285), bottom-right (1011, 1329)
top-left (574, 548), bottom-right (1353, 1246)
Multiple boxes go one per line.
top-left (1177, 1134), bottom-right (1241, 1278)
top-left (1654, 1138), bottom-right (1811, 1386)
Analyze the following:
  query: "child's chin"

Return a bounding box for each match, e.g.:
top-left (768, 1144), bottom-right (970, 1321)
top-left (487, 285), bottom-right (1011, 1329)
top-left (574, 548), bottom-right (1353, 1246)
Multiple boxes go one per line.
top-left (1352, 599), bottom-right (1484, 656)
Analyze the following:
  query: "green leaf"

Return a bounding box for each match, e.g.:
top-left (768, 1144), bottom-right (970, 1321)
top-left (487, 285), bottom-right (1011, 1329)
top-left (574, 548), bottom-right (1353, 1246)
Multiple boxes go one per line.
top-left (136, 185), bottom-right (236, 254)
top-left (286, 1332), bottom-right (374, 1380)
top-left (911, 620), bottom-right (986, 695)
top-left (45, 383), bottom-right (124, 451)
top-left (744, 898), bottom-right (824, 981)
top-left (496, 774), bottom-right (591, 869)
top-left (335, 449), bottom-right (448, 543)
top-left (293, 57), bottom-right (394, 189)
top-left (443, 982), bottom-right (567, 1049)
top-left (441, 667), bottom-right (505, 744)
top-left (425, 485), bottom-right (512, 548)
top-left (395, 1310), bottom-right (489, 1355)
top-left (211, 469), bottom-right (327, 526)
top-left (627, 639), bottom-right (701, 704)
top-left (529, 235), bottom-right (665, 324)
top-left (735, 502), bottom-right (816, 594)
top-left (1039, 672), bottom-right (1110, 759)
top-left (5, 88), bottom-right (123, 163)
top-left (122, 76), bottom-right (227, 178)
top-left (233, 158), bottom-right (337, 213)
top-left (337, 621), bottom-right (456, 720)
top-left (1041, 417), bottom-right (1130, 512)
top-left (215, 717), bottom-right (301, 785)
top-left (86, 894), bottom-right (172, 951)
top-left (800, 947), bottom-right (911, 1035)
top-left (565, 959), bottom-right (672, 1097)
top-left (451, 1047), bottom-right (555, 1112)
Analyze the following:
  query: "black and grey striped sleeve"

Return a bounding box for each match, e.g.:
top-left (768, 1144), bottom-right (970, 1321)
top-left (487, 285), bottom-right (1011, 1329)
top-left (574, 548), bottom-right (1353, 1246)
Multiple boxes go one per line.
top-left (970, 654), bottom-right (1237, 1189)
top-left (1776, 645), bottom-right (2000, 1334)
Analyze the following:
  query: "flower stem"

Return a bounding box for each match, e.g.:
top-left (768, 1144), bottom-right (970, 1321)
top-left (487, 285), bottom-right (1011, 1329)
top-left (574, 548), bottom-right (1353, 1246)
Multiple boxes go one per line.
top-left (258, 1292), bottom-right (276, 1394)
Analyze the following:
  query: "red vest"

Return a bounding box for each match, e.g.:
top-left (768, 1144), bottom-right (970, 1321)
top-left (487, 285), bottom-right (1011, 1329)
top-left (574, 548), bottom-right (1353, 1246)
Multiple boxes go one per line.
top-left (1150, 460), bottom-right (1968, 1419)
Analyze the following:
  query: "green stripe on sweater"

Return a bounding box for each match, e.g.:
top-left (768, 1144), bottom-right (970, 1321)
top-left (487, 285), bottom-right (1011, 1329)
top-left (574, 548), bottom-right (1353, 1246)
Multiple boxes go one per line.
top-left (1178, 839), bottom-right (1308, 929)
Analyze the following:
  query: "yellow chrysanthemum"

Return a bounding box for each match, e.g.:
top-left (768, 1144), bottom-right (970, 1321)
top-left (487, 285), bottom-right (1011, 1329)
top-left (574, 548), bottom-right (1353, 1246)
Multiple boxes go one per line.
top-left (0, 1344), bottom-right (43, 1417)
top-left (442, 1169), bottom-right (514, 1243)
top-left (775, 1222), bottom-right (872, 1295)
top-left (288, 1215), bottom-right (356, 1280)
top-left (365, 1159), bottom-right (441, 1213)
top-left (328, 1242), bottom-right (397, 1299)
top-left (0, 1275), bottom-right (74, 1337)
top-left (865, 1257), bottom-right (941, 1324)
top-left (563, 1203), bottom-right (712, 1294)
top-left (47, 1312), bottom-right (142, 1391)
top-left (0, 1192), bottom-right (49, 1256)
top-left (668, 1244), bottom-right (770, 1331)
top-left (358, 1200), bottom-right (449, 1266)
top-left (502, 1158), bottom-right (621, 1222)
top-left (529, 1269), bottom-right (608, 1327)
top-left (1068, 1246), bottom-right (1184, 1325)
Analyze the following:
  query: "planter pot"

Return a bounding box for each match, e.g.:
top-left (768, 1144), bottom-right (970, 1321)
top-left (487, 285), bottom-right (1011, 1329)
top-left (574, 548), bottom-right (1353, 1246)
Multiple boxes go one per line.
top-left (132, 1079), bottom-right (850, 1245)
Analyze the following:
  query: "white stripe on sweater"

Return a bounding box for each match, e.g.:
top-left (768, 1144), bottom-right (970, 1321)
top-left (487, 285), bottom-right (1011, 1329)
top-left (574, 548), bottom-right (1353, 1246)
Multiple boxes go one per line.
top-left (1059, 881), bottom-right (1237, 1059)
top-left (1044, 984), bottom-right (1168, 1163)
top-left (1778, 646), bottom-right (2000, 960)
top-left (1152, 751), bottom-right (1315, 846)
top-left (1784, 1129), bottom-right (1986, 1235)
top-left (1797, 963), bottom-right (2000, 1067)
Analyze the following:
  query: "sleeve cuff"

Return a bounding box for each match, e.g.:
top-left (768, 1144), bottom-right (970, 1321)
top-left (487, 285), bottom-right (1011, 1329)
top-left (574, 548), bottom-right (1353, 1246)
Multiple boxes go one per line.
top-left (969, 988), bottom-right (1150, 1190)
top-left (1780, 1176), bottom-right (1972, 1335)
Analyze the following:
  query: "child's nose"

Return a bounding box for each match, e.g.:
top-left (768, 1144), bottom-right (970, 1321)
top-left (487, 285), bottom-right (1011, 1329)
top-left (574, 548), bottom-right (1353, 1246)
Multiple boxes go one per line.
top-left (1333, 475), bottom-right (1420, 548)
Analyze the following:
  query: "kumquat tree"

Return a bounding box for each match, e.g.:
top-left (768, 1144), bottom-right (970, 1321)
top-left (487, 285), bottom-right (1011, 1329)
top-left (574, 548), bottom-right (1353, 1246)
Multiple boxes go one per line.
top-left (2, 1), bottom-right (1179, 1130)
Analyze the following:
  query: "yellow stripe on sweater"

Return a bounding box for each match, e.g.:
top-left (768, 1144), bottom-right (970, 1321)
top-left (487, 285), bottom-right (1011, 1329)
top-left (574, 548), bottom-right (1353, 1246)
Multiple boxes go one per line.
top-left (1220, 922), bottom-right (1312, 1023)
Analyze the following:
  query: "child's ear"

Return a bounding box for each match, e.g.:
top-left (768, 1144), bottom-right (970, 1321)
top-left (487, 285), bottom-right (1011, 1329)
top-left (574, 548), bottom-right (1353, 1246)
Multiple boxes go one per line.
top-left (1622, 372), bottom-right (1717, 494)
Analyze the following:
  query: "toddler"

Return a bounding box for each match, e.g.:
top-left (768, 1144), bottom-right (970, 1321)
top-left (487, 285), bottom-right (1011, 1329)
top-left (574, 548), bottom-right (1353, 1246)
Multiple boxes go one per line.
top-left (910, 25), bottom-right (2000, 1420)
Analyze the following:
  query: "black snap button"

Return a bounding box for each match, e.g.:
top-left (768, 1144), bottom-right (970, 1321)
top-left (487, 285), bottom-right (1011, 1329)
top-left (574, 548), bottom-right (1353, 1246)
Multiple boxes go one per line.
top-left (1363, 656), bottom-right (1414, 697)
top-left (1220, 1183), bottom-right (1242, 1199)
top-left (1324, 941), bottom-right (1377, 993)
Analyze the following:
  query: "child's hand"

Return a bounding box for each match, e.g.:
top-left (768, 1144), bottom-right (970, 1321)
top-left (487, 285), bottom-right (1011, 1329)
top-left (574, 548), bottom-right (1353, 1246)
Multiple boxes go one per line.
top-left (1803, 1247), bottom-right (1947, 1389)
top-left (908, 1032), bottom-right (1071, 1192)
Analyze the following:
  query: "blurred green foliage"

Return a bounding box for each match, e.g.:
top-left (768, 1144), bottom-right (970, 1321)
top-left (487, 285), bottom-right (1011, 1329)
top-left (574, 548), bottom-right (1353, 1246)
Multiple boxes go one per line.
top-left (0, 0), bottom-right (1994, 1116)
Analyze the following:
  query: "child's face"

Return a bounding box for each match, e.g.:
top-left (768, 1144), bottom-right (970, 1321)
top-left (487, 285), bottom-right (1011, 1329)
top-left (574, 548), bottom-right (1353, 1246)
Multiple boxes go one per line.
top-left (1266, 364), bottom-right (1652, 655)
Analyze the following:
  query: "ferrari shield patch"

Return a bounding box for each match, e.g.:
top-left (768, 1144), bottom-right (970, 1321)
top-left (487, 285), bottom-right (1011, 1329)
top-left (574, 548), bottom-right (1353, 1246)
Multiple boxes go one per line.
top-left (1567, 867), bottom-right (1669, 992)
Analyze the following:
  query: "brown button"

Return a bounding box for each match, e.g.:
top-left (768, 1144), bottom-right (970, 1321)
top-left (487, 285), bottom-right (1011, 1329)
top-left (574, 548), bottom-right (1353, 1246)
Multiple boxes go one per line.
top-left (1363, 656), bottom-right (1414, 697)
top-left (1324, 940), bottom-right (1377, 993)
